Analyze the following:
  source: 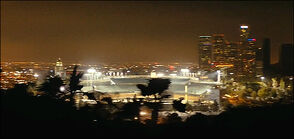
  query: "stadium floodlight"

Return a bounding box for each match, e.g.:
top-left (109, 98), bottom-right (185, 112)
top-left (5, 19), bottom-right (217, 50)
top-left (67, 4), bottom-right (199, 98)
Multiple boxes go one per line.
top-left (181, 69), bottom-right (190, 73)
top-left (87, 68), bottom-right (96, 73)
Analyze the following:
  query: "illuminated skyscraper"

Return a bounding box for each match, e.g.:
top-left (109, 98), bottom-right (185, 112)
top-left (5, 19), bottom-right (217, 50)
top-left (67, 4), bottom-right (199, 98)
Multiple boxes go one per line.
top-left (212, 34), bottom-right (226, 64)
top-left (55, 58), bottom-right (66, 79)
top-left (198, 36), bottom-right (212, 70)
top-left (224, 41), bottom-right (239, 72)
top-left (238, 25), bottom-right (257, 78)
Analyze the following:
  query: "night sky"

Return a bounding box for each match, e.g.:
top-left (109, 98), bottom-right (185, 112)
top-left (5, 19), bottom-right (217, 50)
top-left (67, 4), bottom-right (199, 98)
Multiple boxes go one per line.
top-left (1, 1), bottom-right (293, 64)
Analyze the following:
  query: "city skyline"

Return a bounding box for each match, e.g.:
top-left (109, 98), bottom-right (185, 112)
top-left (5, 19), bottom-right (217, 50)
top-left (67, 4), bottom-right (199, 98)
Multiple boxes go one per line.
top-left (1, 1), bottom-right (293, 64)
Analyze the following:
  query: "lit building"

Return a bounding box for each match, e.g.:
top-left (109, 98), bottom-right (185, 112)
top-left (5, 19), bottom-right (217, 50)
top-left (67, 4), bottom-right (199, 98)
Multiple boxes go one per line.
top-left (198, 36), bottom-right (212, 70)
top-left (238, 25), bottom-right (257, 78)
top-left (55, 58), bottom-right (66, 79)
top-left (211, 34), bottom-right (226, 64)
top-left (224, 41), bottom-right (239, 74)
top-left (255, 47), bottom-right (263, 77)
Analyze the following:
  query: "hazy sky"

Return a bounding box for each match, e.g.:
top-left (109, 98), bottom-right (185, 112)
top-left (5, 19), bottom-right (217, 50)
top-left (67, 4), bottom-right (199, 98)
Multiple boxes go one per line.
top-left (1, 1), bottom-right (293, 64)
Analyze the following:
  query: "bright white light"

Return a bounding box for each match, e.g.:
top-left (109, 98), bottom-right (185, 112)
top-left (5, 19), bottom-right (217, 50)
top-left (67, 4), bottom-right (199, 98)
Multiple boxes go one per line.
top-left (240, 25), bottom-right (248, 29)
top-left (127, 70), bottom-right (130, 73)
top-left (59, 86), bottom-right (65, 92)
top-left (157, 73), bottom-right (164, 77)
top-left (87, 68), bottom-right (96, 73)
top-left (229, 72), bottom-right (234, 75)
top-left (181, 69), bottom-right (190, 73)
top-left (206, 89), bottom-right (211, 93)
top-left (33, 73), bottom-right (39, 78)
top-left (140, 111), bottom-right (147, 116)
top-left (260, 76), bottom-right (265, 80)
top-left (169, 74), bottom-right (177, 76)
top-left (217, 70), bottom-right (221, 73)
top-left (289, 77), bottom-right (293, 80)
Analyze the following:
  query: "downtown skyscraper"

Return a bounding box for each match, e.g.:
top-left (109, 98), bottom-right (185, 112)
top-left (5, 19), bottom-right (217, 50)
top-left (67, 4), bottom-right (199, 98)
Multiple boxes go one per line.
top-left (198, 25), bottom-right (259, 81)
top-left (198, 36), bottom-right (213, 70)
top-left (238, 25), bottom-right (257, 78)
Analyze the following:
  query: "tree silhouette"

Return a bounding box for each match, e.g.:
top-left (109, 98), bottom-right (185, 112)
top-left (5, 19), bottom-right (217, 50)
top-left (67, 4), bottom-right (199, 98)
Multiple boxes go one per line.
top-left (136, 78), bottom-right (171, 124)
top-left (69, 65), bottom-right (84, 94)
top-left (172, 97), bottom-right (186, 112)
top-left (37, 75), bottom-right (64, 99)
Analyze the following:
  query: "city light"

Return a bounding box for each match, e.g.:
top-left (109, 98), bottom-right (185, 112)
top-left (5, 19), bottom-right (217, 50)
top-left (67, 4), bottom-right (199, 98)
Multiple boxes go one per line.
top-left (260, 76), bottom-right (265, 80)
top-left (33, 73), bottom-right (39, 78)
top-left (240, 25), bottom-right (248, 28)
top-left (59, 86), bottom-right (65, 92)
top-left (140, 111), bottom-right (147, 116)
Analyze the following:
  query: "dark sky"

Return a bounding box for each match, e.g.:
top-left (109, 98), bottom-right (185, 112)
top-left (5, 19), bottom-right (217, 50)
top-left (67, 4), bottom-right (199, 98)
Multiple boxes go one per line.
top-left (1, 1), bottom-right (293, 64)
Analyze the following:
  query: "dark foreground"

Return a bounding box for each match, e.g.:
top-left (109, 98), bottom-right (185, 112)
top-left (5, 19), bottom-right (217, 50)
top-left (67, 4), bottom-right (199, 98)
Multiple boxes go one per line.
top-left (1, 87), bottom-right (293, 138)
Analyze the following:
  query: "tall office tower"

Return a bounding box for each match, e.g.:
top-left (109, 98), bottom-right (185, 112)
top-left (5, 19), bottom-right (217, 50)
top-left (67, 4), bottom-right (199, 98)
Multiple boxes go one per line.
top-left (279, 44), bottom-right (293, 75)
top-left (262, 38), bottom-right (271, 73)
top-left (224, 42), bottom-right (239, 73)
top-left (55, 58), bottom-right (66, 79)
top-left (198, 36), bottom-right (213, 70)
top-left (239, 25), bottom-right (256, 78)
top-left (212, 34), bottom-right (226, 64)
top-left (255, 47), bottom-right (263, 77)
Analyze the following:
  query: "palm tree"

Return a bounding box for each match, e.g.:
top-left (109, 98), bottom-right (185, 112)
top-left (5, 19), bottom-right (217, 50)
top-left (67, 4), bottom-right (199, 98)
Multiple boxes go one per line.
top-left (136, 78), bottom-right (171, 124)
top-left (68, 65), bottom-right (84, 101)
top-left (37, 75), bottom-right (64, 99)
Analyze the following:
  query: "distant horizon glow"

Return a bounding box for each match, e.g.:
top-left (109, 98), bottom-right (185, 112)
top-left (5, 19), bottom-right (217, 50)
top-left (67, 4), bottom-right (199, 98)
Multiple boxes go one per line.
top-left (1, 1), bottom-right (293, 64)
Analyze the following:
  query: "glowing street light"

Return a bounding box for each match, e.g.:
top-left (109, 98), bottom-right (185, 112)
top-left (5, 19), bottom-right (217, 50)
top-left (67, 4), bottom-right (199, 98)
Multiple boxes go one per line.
top-left (59, 86), bottom-right (65, 92)
top-left (140, 111), bottom-right (147, 116)
top-left (260, 76), bottom-right (265, 81)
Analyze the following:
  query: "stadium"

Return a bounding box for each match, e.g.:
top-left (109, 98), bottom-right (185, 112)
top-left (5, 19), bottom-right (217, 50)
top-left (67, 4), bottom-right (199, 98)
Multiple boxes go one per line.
top-left (81, 74), bottom-right (221, 104)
